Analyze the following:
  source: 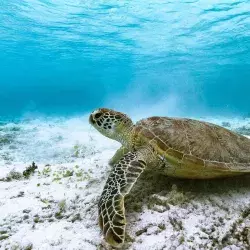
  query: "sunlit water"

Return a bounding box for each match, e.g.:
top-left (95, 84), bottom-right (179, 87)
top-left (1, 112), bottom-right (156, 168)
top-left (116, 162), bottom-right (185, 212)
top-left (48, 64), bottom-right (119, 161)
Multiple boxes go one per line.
top-left (1, 0), bottom-right (250, 118)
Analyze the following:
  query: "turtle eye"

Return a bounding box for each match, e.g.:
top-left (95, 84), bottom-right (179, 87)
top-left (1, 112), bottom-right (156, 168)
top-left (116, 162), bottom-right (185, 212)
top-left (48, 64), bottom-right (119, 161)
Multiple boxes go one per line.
top-left (94, 113), bottom-right (102, 119)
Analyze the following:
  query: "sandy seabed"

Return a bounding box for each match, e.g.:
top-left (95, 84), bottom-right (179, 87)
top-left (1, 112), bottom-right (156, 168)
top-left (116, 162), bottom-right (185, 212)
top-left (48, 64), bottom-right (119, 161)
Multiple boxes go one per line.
top-left (1, 116), bottom-right (250, 250)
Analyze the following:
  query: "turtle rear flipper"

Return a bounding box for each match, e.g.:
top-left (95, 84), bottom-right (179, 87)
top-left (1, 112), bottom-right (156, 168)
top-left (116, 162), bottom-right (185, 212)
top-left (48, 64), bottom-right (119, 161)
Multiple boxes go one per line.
top-left (98, 150), bottom-right (147, 248)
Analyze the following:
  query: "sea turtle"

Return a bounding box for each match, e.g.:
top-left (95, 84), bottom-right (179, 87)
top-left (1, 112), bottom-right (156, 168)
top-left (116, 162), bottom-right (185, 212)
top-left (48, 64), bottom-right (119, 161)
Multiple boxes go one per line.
top-left (89, 108), bottom-right (250, 248)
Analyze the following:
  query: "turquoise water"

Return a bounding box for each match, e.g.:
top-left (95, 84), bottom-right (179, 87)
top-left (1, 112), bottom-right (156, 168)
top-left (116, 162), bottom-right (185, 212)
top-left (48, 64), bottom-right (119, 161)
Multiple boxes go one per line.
top-left (1, 0), bottom-right (250, 118)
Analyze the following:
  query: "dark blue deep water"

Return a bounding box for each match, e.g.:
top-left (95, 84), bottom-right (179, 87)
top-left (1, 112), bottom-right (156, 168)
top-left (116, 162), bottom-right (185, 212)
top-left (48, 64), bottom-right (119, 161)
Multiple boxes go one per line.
top-left (0, 0), bottom-right (250, 118)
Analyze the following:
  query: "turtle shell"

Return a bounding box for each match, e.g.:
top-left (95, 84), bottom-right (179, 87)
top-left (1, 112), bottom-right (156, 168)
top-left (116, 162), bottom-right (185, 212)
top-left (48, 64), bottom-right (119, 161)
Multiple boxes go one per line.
top-left (134, 117), bottom-right (250, 179)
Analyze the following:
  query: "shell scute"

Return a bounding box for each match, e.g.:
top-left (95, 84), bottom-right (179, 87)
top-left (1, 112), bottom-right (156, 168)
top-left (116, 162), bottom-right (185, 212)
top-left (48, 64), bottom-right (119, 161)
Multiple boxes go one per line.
top-left (165, 148), bottom-right (184, 161)
top-left (155, 138), bottom-right (169, 152)
top-left (204, 161), bottom-right (229, 171)
top-left (182, 155), bottom-right (205, 168)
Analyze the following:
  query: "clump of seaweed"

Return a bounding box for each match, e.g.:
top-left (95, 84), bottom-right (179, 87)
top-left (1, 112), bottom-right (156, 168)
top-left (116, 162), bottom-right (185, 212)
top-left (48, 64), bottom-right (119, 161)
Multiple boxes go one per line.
top-left (23, 162), bottom-right (38, 178)
top-left (0, 170), bottom-right (23, 182)
top-left (5, 170), bottom-right (23, 181)
top-left (63, 170), bottom-right (74, 178)
top-left (72, 144), bottom-right (88, 158)
top-left (55, 200), bottom-right (67, 219)
top-left (0, 162), bottom-right (38, 182)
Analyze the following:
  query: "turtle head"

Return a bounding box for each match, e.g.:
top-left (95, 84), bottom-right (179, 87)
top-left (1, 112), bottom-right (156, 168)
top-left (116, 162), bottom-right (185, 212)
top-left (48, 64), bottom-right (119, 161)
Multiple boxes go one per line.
top-left (89, 108), bottom-right (133, 144)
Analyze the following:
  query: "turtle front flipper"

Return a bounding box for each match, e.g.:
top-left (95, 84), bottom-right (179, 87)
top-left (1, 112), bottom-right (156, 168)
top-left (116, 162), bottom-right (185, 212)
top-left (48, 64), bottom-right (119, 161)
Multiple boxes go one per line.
top-left (108, 146), bottom-right (130, 166)
top-left (98, 150), bottom-right (147, 248)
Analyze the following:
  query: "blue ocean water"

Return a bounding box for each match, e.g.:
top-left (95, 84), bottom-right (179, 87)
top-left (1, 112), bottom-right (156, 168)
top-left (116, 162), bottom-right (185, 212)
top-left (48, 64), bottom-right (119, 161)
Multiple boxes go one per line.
top-left (0, 0), bottom-right (250, 118)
